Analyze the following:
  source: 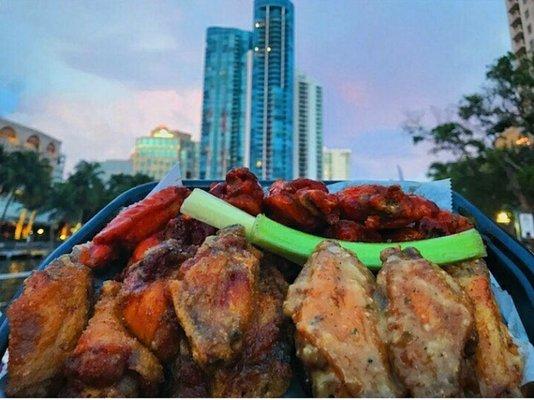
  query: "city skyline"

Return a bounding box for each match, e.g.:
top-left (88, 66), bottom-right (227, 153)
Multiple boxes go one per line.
top-left (0, 0), bottom-right (511, 179)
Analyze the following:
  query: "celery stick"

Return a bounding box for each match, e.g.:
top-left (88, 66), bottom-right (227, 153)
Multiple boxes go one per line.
top-left (180, 189), bottom-right (487, 269)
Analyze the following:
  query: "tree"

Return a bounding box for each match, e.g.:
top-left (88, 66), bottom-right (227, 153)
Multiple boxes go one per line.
top-left (404, 52), bottom-right (534, 216)
top-left (47, 161), bottom-right (107, 224)
top-left (105, 172), bottom-right (153, 203)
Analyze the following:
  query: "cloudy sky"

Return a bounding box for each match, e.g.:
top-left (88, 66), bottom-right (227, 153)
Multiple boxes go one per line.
top-left (0, 0), bottom-right (510, 179)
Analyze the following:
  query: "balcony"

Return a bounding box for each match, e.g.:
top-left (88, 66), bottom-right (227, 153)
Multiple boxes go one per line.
top-left (508, 1), bottom-right (519, 14)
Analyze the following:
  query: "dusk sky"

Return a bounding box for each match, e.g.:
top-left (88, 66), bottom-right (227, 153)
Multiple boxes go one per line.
top-left (0, 0), bottom-right (511, 179)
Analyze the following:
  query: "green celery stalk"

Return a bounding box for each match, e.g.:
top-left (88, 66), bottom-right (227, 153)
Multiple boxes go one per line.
top-left (181, 188), bottom-right (487, 269)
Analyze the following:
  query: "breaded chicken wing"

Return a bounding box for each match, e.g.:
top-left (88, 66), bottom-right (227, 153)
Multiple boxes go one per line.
top-left (284, 241), bottom-right (402, 397)
top-left (169, 226), bottom-right (261, 367)
top-left (377, 247), bottom-right (475, 397)
top-left (63, 281), bottom-right (164, 397)
top-left (212, 260), bottom-right (293, 397)
top-left (6, 256), bottom-right (92, 397)
top-left (119, 239), bottom-right (197, 361)
top-left (446, 259), bottom-right (523, 397)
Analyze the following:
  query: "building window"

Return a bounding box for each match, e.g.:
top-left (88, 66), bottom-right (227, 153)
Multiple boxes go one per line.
top-left (528, 24), bottom-right (532, 34)
top-left (0, 126), bottom-right (18, 144)
top-left (526, 9), bottom-right (529, 19)
top-left (26, 134), bottom-right (40, 150)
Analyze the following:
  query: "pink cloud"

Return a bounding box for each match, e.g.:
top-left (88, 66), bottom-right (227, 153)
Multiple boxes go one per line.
top-left (9, 89), bottom-right (202, 174)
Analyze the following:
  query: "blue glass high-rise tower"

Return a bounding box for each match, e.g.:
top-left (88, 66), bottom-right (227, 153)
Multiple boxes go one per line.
top-left (200, 27), bottom-right (252, 179)
top-left (250, 0), bottom-right (295, 179)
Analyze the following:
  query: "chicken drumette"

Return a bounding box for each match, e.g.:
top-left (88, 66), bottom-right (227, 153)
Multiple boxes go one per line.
top-left (63, 281), bottom-right (164, 397)
top-left (209, 167), bottom-right (264, 216)
top-left (446, 259), bottom-right (523, 397)
top-left (377, 247), bottom-right (475, 397)
top-left (6, 256), bottom-right (92, 397)
top-left (284, 241), bottom-right (402, 397)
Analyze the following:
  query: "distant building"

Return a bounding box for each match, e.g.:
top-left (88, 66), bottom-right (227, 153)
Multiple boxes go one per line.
top-left (505, 0), bottom-right (534, 56)
top-left (250, 0), bottom-right (295, 179)
top-left (132, 126), bottom-right (199, 180)
top-left (200, 27), bottom-right (253, 179)
top-left (99, 159), bottom-right (133, 181)
top-left (323, 147), bottom-right (351, 180)
top-left (0, 117), bottom-right (64, 181)
top-left (293, 72), bottom-right (323, 179)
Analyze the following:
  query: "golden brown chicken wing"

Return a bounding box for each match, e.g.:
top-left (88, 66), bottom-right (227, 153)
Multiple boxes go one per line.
top-left (212, 259), bottom-right (293, 397)
top-left (6, 256), bottom-right (92, 397)
top-left (119, 239), bottom-right (197, 361)
top-left (284, 241), bottom-right (402, 397)
top-left (63, 281), bottom-right (164, 397)
top-left (446, 259), bottom-right (523, 397)
top-left (377, 247), bottom-right (475, 397)
top-left (168, 340), bottom-right (210, 397)
top-left (169, 226), bottom-right (261, 367)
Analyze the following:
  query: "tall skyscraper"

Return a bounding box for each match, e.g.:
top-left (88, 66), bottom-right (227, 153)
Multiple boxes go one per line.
top-left (323, 147), bottom-right (351, 180)
top-left (506, 0), bottom-right (534, 56)
top-left (293, 72), bottom-right (323, 179)
top-left (200, 27), bottom-right (252, 179)
top-left (250, 0), bottom-right (295, 179)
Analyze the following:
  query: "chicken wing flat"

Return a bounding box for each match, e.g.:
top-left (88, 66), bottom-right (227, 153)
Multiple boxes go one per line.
top-left (212, 259), bottom-right (293, 397)
top-left (169, 226), bottom-right (261, 367)
top-left (264, 179), bottom-right (339, 233)
top-left (284, 241), bottom-right (402, 397)
top-left (377, 247), bottom-right (475, 397)
top-left (168, 340), bottom-right (210, 397)
top-left (6, 256), bottom-right (92, 397)
top-left (446, 259), bottom-right (523, 397)
top-left (63, 281), bottom-right (164, 397)
top-left (119, 239), bottom-right (197, 361)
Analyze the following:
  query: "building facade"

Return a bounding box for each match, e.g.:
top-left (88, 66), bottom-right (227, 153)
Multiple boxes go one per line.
top-left (99, 159), bottom-right (133, 181)
top-left (132, 126), bottom-right (198, 180)
top-left (293, 72), bottom-right (323, 179)
top-left (506, 0), bottom-right (534, 56)
top-left (323, 147), bottom-right (351, 180)
top-left (0, 118), bottom-right (64, 180)
top-left (250, 0), bottom-right (295, 179)
top-left (200, 27), bottom-right (253, 179)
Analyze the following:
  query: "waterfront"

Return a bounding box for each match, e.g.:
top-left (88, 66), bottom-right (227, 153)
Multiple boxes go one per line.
top-left (0, 258), bottom-right (42, 313)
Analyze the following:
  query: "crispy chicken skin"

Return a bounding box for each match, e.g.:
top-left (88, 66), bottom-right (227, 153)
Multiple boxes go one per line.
top-left (377, 247), bottom-right (475, 397)
top-left (446, 259), bottom-right (523, 397)
top-left (119, 239), bottom-right (197, 361)
top-left (63, 281), bottom-right (164, 397)
top-left (168, 340), bottom-right (210, 397)
top-left (209, 167), bottom-right (264, 216)
top-left (169, 226), bottom-right (261, 367)
top-left (212, 260), bottom-right (293, 397)
top-left (6, 256), bottom-right (92, 397)
top-left (284, 241), bottom-right (402, 397)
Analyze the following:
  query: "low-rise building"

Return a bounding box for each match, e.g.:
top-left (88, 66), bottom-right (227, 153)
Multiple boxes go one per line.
top-left (0, 118), bottom-right (64, 180)
top-left (132, 126), bottom-right (199, 180)
top-left (99, 159), bottom-right (134, 181)
top-left (323, 147), bottom-right (351, 180)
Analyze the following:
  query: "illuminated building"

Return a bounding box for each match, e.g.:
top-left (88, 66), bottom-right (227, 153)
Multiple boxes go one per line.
top-left (132, 126), bottom-right (199, 180)
top-left (323, 147), bottom-right (351, 180)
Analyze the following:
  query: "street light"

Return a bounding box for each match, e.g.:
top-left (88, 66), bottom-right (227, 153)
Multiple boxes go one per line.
top-left (496, 211), bottom-right (511, 224)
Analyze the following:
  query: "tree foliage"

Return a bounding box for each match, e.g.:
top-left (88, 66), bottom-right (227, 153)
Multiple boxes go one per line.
top-left (405, 52), bottom-right (534, 215)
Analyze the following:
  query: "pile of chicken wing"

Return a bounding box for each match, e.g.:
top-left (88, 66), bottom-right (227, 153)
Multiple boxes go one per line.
top-left (5, 167), bottom-right (525, 397)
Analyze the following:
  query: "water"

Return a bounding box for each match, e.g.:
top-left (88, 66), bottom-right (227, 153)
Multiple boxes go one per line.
top-left (0, 258), bottom-right (42, 313)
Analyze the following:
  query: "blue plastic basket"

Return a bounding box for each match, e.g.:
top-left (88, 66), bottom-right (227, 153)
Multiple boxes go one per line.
top-left (0, 181), bottom-right (532, 397)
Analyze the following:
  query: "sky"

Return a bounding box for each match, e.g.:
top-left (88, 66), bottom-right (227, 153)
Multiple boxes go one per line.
top-left (0, 0), bottom-right (511, 179)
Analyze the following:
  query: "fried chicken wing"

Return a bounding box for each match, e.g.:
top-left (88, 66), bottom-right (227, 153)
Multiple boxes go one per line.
top-left (377, 247), bottom-right (475, 397)
top-left (419, 210), bottom-right (473, 237)
top-left (284, 241), bottom-right (402, 397)
top-left (119, 239), bottom-right (197, 361)
top-left (337, 185), bottom-right (439, 229)
top-left (63, 281), bottom-right (164, 397)
top-left (324, 219), bottom-right (382, 242)
top-left (169, 226), bottom-right (261, 367)
top-left (75, 186), bottom-right (191, 269)
top-left (168, 340), bottom-right (210, 397)
top-left (6, 256), bottom-right (92, 397)
top-left (212, 259), bottom-right (293, 397)
top-left (264, 179), bottom-right (339, 233)
top-left (446, 259), bottom-right (523, 397)
top-left (210, 167), bottom-right (264, 216)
